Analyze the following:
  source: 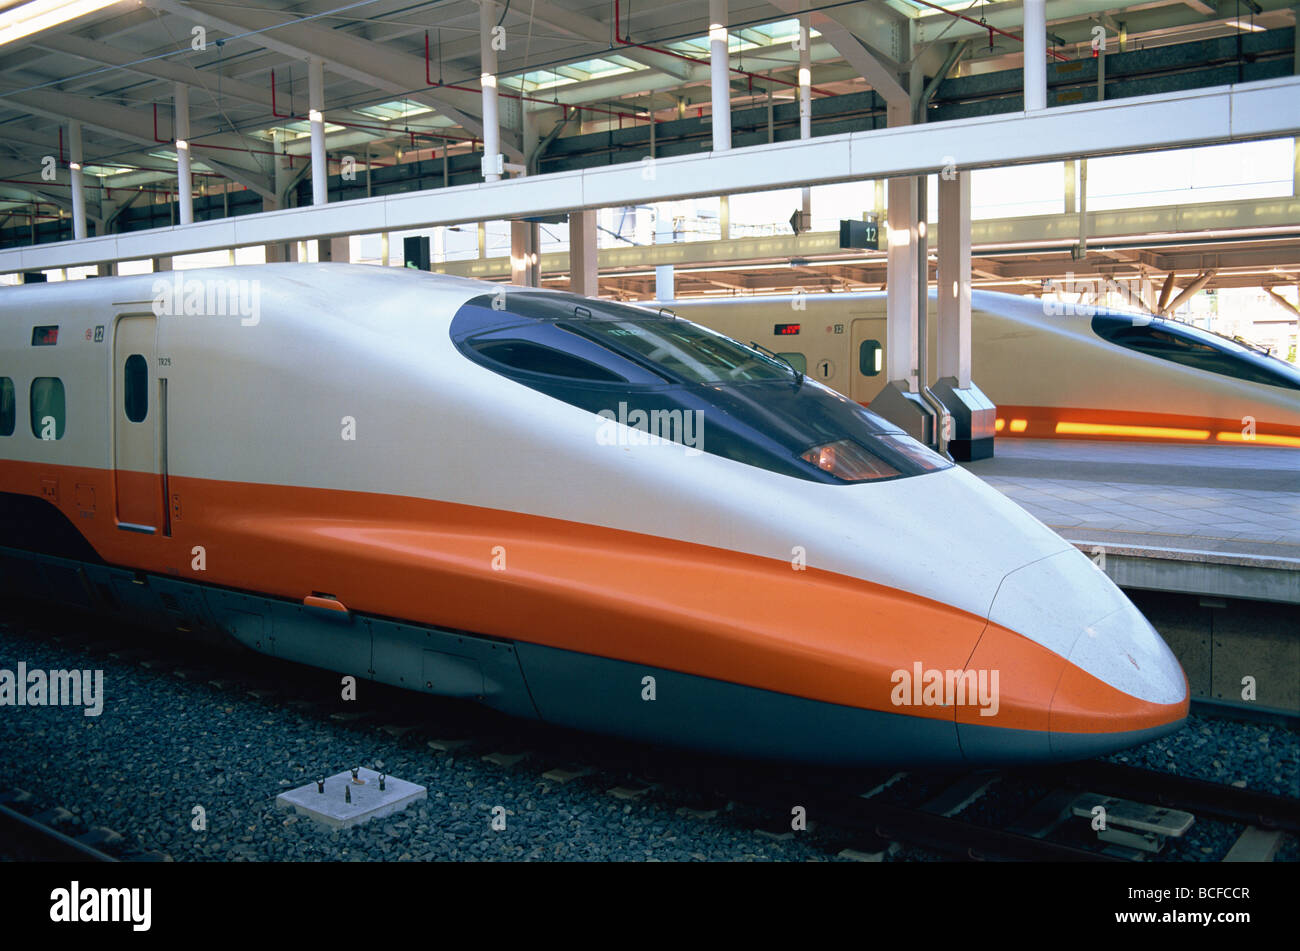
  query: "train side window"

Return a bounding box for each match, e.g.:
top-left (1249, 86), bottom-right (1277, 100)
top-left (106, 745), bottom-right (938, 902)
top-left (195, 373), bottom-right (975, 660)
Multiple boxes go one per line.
top-left (776, 352), bottom-right (807, 375)
top-left (30, 377), bottom-right (65, 440)
top-left (470, 339), bottom-right (628, 382)
top-left (124, 354), bottom-right (148, 422)
top-left (859, 340), bottom-right (882, 377)
top-left (0, 377), bottom-right (14, 436)
top-left (1092, 313), bottom-right (1300, 391)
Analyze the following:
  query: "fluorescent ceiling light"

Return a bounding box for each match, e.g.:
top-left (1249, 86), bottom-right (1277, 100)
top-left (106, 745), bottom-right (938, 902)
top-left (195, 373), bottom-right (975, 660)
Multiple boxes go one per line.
top-left (82, 163), bottom-right (131, 177)
top-left (0, 0), bottom-right (122, 48)
top-left (354, 100), bottom-right (433, 121)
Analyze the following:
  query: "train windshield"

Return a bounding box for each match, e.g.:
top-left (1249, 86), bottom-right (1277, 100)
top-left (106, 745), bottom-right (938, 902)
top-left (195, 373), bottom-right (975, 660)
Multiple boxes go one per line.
top-left (557, 319), bottom-right (794, 384)
top-left (1092, 312), bottom-right (1300, 391)
top-left (450, 289), bottom-right (952, 485)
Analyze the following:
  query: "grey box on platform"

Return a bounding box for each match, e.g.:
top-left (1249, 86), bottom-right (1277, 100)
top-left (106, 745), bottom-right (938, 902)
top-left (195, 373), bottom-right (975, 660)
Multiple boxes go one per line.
top-left (276, 767), bottom-right (426, 829)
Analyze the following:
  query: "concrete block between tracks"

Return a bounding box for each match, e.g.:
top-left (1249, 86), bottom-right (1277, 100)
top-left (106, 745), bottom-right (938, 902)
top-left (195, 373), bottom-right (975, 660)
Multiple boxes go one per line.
top-left (276, 767), bottom-right (426, 830)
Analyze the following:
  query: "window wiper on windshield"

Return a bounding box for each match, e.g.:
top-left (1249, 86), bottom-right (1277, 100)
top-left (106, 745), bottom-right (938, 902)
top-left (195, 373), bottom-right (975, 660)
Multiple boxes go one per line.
top-left (750, 341), bottom-right (803, 391)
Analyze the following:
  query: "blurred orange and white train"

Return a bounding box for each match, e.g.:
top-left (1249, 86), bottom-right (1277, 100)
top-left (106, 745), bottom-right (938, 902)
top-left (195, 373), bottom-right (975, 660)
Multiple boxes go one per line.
top-left (669, 290), bottom-right (1300, 448)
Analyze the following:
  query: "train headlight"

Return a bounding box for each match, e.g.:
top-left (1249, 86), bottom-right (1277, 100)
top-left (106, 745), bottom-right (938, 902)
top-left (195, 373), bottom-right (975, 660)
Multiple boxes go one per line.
top-left (800, 439), bottom-right (900, 481)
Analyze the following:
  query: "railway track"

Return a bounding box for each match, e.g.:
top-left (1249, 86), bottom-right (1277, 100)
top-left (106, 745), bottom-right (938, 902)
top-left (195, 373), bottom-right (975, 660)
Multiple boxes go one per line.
top-left (3, 603), bottom-right (1296, 863)
top-left (0, 793), bottom-right (119, 862)
top-left (1049, 760), bottom-right (1300, 834)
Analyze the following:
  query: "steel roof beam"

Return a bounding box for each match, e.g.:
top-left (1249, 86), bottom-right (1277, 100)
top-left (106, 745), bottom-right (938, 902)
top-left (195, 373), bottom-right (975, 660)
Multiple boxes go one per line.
top-left (144, 0), bottom-right (521, 159)
top-left (766, 0), bottom-right (909, 110)
top-left (0, 87), bottom-right (274, 198)
top-left (0, 86), bottom-right (262, 161)
top-left (526, 0), bottom-right (695, 80)
top-left (2, 75), bottom-right (1296, 271)
top-left (35, 32), bottom-right (276, 110)
top-left (0, 184), bottom-right (77, 216)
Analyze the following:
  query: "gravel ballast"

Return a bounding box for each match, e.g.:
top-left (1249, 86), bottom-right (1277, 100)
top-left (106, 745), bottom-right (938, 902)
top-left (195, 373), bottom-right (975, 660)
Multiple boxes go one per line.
top-left (1, 609), bottom-right (1295, 862)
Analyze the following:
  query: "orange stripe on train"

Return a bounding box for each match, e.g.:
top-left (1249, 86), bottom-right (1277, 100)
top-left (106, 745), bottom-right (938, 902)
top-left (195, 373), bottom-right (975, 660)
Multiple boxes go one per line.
top-left (0, 458), bottom-right (1185, 732)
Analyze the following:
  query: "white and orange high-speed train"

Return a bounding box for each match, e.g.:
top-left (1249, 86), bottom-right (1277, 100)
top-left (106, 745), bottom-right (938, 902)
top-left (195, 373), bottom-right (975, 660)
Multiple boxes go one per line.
top-left (668, 290), bottom-right (1300, 448)
top-left (0, 264), bottom-right (1188, 765)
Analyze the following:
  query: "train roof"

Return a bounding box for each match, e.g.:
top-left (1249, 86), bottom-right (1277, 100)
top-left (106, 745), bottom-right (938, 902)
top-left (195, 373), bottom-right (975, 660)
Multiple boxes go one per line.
top-left (0, 263), bottom-right (502, 310)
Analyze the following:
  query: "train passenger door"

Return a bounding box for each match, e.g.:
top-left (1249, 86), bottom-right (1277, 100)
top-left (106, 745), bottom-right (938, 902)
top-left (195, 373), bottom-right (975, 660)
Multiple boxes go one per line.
top-left (850, 317), bottom-right (888, 406)
top-left (113, 315), bottom-right (163, 534)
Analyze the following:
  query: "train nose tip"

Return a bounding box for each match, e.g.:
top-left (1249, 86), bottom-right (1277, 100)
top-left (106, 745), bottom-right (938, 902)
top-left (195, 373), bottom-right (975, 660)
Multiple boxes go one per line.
top-left (969, 549), bottom-right (1188, 763)
top-left (1047, 597), bottom-right (1190, 760)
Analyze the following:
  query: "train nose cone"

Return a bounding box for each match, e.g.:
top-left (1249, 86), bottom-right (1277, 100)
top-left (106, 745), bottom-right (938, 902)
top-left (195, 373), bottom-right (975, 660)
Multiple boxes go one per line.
top-left (1048, 591), bottom-right (1189, 759)
top-left (959, 549), bottom-right (1188, 764)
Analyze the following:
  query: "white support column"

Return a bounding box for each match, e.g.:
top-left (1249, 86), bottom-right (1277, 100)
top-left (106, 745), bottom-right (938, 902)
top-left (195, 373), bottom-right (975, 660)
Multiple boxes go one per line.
top-left (1077, 158), bottom-right (1089, 256)
top-left (569, 209), bottom-right (598, 297)
top-left (886, 176), bottom-right (918, 389)
top-left (68, 121), bottom-right (86, 240)
top-left (1023, 0), bottom-right (1047, 111)
top-left (270, 127), bottom-right (288, 209)
top-left (477, 221), bottom-right (487, 258)
top-left (522, 104), bottom-right (540, 174)
top-left (719, 196), bottom-right (730, 240)
top-left (480, 0), bottom-right (502, 182)
top-left (799, 6), bottom-right (812, 224)
top-left (308, 57), bottom-right (327, 206)
top-left (321, 236), bottom-right (350, 262)
top-left (174, 85), bottom-right (193, 225)
top-left (510, 220), bottom-right (538, 286)
top-left (885, 33), bottom-right (918, 394)
top-left (264, 128), bottom-right (288, 261)
top-left (709, 0), bottom-right (731, 152)
top-left (937, 171), bottom-right (972, 389)
top-left (1293, 137), bottom-right (1299, 197)
top-left (655, 204), bottom-right (674, 301)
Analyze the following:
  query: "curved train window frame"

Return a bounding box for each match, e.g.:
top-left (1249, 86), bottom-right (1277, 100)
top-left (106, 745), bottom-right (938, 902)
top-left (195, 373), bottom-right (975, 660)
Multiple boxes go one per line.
top-left (561, 317), bottom-right (795, 386)
top-left (0, 377), bottom-right (14, 436)
top-left (466, 337), bottom-right (630, 384)
top-left (456, 314), bottom-right (675, 391)
top-left (452, 292), bottom-right (796, 388)
top-left (859, 340), bottom-right (883, 377)
top-left (124, 354), bottom-right (149, 423)
top-left (30, 377), bottom-right (66, 441)
top-left (1091, 313), bottom-right (1300, 391)
top-left (449, 291), bottom-right (951, 486)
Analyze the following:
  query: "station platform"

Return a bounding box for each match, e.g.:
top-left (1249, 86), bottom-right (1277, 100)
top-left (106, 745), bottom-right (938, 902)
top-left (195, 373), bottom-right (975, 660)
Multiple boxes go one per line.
top-left (963, 439), bottom-right (1300, 605)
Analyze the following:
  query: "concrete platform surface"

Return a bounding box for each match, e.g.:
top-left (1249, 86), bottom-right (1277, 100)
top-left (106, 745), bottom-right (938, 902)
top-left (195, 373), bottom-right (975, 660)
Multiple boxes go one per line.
top-left (963, 439), bottom-right (1300, 602)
